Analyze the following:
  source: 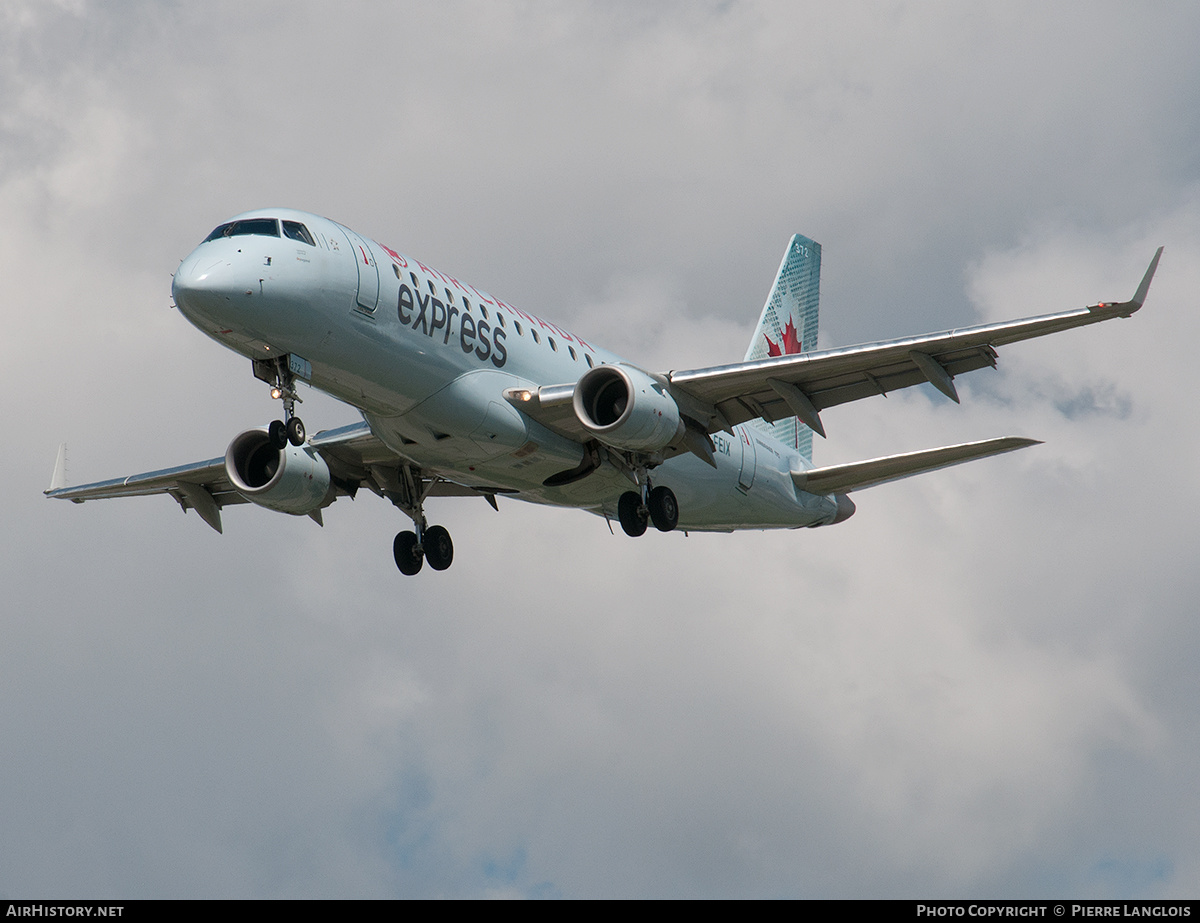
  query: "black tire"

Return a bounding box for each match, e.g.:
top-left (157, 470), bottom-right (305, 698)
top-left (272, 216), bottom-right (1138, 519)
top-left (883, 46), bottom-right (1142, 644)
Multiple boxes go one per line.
top-left (617, 490), bottom-right (647, 537)
top-left (393, 530), bottom-right (423, 575)
top-left (287, 416), bottom-right (306, 446)
top-left (648, 485), bottom-right (679, 532)
top-left (268, 419), bottom-right (288, 450)
top-left (423, 525), bottom-right (454, 571)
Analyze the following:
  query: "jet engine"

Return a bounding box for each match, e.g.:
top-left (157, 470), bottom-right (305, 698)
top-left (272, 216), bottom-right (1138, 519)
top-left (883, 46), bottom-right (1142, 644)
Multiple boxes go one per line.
top-left (572, 363), bottom-right (684, 453)
top-left (225, 428), bottom-right (332, 515)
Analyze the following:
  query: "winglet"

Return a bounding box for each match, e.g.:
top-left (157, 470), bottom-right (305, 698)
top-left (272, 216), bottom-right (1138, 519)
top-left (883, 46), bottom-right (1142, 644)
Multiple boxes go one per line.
top-left (46, 443), bottom-right (68, 494)
top-left (1130, 246), bottom-right (1164, 310)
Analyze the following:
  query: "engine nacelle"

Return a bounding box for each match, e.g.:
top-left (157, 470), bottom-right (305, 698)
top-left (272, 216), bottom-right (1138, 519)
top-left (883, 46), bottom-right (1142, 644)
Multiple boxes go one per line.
top-left (225, 428), bottom-right (332, 515)
top-left (572, 363), bottom-right (684, 453)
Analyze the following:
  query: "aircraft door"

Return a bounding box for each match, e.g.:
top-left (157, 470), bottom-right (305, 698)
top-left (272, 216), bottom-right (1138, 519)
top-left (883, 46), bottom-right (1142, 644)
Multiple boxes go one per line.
top-left (737, 426), bottom-right (757, 491)
top-left (341, 227), bottom-right (380, 313)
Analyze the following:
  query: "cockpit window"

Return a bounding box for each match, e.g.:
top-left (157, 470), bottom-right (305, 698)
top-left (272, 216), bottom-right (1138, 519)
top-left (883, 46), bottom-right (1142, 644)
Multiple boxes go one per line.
top-left (281, 220), bottom-right (316, 246)
top-left (204, 218), bottom-right (280, 242)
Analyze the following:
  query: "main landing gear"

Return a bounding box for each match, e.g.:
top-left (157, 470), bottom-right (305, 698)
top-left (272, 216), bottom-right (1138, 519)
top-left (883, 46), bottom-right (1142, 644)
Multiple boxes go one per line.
top-left (393, 523), bottom-right (454, 576)
top-left (617, 483), bottom-right (679, 537)
top-left (259, 357), bottom-right (306, 449)
top-left (389, 464), bottom-right (454, 576)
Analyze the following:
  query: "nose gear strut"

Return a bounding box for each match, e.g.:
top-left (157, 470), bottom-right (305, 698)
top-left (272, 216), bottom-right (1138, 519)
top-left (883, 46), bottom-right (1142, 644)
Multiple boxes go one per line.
top-left (255, 356), bottom-right (306, 448)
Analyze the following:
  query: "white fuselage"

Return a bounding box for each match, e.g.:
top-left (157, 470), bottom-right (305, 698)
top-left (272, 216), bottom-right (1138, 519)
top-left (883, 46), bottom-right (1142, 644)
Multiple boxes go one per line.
top-left (171, 208), bottom-right (841, 531)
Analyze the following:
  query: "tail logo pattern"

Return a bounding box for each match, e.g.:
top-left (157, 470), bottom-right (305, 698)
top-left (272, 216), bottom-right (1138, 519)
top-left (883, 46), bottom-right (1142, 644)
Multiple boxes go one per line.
top-left (743, 233), bottom-right (821, 461)
top-left (764, 317), bottom-right (802, 357)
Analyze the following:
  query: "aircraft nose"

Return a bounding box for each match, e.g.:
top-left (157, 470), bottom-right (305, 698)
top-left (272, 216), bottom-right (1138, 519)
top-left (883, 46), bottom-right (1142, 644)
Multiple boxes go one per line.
top-left (172, 249), bottom-right (254, 321)
top-left (174, 253), bottom-right (230, 301)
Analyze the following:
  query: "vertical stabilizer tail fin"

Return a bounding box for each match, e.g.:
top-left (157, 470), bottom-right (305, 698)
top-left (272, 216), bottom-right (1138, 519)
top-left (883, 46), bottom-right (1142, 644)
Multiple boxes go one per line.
top-left (744, 234), bottom-right (821, 461)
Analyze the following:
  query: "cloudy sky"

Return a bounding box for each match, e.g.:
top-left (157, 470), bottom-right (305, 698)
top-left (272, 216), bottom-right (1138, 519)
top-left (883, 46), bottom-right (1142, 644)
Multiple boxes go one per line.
top-left (4, 0), bottom-right (1199, 899)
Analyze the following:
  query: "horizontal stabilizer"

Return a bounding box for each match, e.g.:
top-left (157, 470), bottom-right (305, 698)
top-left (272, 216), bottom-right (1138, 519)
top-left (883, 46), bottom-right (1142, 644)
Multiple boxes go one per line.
top-left (791, 436), bottom-right (1041, 495)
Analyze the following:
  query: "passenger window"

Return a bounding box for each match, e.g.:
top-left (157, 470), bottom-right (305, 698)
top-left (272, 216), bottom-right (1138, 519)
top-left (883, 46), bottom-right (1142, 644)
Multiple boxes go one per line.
top-left (531, 329), bottom-right (540, 344)
top-left (569, 346), bottom-right (577, 360)
top-left (585, 354), bottom-right (594, 367)
top-left (548, 337), bottom-right (557, 351)
top-left (281, 221), bottom-right (316, 246)
top-left (514, 321), bottom-right (523, 335)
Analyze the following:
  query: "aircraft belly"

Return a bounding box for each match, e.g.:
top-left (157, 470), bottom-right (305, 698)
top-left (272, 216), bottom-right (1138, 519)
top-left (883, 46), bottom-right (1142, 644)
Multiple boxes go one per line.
top-left (309, 359), bottom-right (413, 417)
top-left (364, 374), bottom-right (587, 484)
top-left (494, 431), bottom-right (839, 530)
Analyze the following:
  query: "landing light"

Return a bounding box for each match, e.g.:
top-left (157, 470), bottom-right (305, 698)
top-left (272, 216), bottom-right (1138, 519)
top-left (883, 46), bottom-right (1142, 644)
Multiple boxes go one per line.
top-left (517, 390), bottom-right (533, 402)
top-left (271, 388), bottom-right (282, 400)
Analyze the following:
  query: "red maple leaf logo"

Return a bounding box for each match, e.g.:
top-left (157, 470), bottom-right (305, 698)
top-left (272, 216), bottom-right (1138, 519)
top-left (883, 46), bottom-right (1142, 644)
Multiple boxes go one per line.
top-left (764, 318), bottom-right (802, 357)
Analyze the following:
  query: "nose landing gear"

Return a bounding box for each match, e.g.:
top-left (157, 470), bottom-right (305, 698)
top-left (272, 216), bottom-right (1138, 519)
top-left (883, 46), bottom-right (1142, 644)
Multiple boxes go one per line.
top-left (256, 356), bottom-right (306, 448)
top-left (266, 417), bottom-right (306, 450)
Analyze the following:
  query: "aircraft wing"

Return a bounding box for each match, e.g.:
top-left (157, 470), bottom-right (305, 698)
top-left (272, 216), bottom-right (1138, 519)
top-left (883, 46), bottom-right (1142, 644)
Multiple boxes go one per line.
top-left (45, 422), bottom-right (492, 534)
top-left (45, 449), bottom-right (247, 533)
top-left (668, 248), bottom-right (1163, 438)
top-left (504, 249), bottom-right (1161, 448)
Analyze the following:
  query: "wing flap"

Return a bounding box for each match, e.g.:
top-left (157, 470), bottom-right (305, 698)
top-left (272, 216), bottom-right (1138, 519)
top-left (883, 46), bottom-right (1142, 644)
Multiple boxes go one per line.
top-left (791, 436), bottom-right (1041, 495)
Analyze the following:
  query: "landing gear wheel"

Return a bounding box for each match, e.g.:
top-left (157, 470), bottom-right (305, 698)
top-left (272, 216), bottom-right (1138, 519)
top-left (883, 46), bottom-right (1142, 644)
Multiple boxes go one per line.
top-left (393, 530), bottom-right (423, 575)
top-left (648, 485), bottom-right (679, 532)
top-left (268, 419), bottom-right (288, 451)
top-left (618, 491), bottom-right (648, 537)
top-left (286, 416), bottom-right (306, 446)
top-left (423, 525), bottom-right (454, 571)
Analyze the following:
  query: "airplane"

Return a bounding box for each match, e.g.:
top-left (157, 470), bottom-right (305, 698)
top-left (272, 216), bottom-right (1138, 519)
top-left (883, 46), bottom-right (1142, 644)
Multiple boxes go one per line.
top-left (45, 208), bottom-right (1163, 575)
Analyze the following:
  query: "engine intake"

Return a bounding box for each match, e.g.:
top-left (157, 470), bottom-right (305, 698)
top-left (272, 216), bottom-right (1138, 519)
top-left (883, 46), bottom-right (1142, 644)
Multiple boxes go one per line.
top-left (225, 428), bottom-right (332, 515)
top-left (573, 364), bottom-right (683, 453)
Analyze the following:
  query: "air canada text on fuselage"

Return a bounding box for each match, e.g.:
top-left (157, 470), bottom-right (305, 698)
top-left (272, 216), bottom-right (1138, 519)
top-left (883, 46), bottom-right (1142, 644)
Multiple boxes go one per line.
top-left (397, 282), bottom-right (509, 368)
top-left (381, 243), bottom-right (595, 373)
